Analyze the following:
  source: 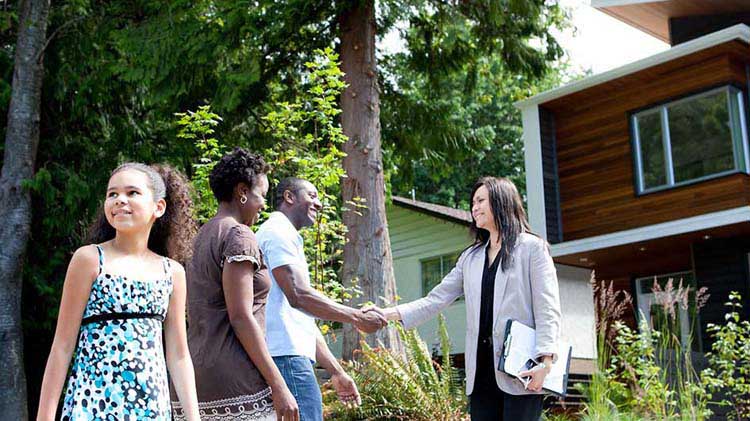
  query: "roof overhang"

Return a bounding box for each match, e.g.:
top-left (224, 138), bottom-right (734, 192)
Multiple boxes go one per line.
top-left (550, 206), bottom-right (750, 258)
top-left (391, 196), bottom-right (472, 226)
top-left (591, 0), bottom-right (750, 43)
top-left (515, 23), bottom-right (750, 110)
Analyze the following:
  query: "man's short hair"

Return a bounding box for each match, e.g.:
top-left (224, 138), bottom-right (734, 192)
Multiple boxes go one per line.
top-left (274, 177), bottom-right (309, 208)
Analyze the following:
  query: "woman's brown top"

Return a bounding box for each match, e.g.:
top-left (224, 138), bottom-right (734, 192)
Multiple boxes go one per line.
top-left (171, 216), bottom-right (275, 420)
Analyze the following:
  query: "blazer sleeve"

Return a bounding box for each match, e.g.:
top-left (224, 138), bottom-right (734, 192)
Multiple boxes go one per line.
top-left (395, 248), bottom-right (469, 330)
top-left (529, 238), bottom-right (562, 362)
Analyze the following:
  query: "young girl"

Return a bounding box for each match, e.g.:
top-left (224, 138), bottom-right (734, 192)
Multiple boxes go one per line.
top-left (37, 163), bottom-right (201, 420)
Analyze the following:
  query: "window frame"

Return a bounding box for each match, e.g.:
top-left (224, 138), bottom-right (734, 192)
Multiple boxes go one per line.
top-left (630, 85), bottom-right (750, 195)
top-left (419, 251), bottom-right (462, 299)
top-left (633, 270), bottom-right (697, 349)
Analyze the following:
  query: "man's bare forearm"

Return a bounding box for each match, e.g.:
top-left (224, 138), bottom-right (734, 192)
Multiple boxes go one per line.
top-left (272, 265), bottom-right (361, 323)
top-left (291, 283), bottom-right (362, 324)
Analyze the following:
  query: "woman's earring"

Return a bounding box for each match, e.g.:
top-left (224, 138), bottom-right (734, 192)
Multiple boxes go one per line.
top-left (240, 195), bottom-right (248, 205)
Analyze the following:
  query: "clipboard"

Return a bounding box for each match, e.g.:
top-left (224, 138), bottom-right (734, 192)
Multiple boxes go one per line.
top-left (498, 319), bottom-right (572, 397)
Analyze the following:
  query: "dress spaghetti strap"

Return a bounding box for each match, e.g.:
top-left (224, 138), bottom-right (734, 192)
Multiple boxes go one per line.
top-left (162, 257), bottom-right (172, 281)
top-left (95, 244), bottom-right (104, 275)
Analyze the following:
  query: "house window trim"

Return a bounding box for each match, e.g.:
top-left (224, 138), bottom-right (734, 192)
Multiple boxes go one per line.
top-left (419, 251), bottom-right (462, 300)
top-left (630, 85), bottom-right (750, 195)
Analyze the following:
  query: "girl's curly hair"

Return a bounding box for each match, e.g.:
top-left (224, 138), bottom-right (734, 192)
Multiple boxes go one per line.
top-left (209, 147), bottom-right (270, 202)
top-left (87, 163), bottom-right (197, 265)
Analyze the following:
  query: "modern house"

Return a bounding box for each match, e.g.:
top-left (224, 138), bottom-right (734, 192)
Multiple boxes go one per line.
top-left (517, 0), bottom-right (750, 350)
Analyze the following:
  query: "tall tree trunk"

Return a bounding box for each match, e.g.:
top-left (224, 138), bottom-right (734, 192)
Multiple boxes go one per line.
top-left (339, 0), bottom-right (402, 360)
top-left (0, 0), bottom-right (51, 418)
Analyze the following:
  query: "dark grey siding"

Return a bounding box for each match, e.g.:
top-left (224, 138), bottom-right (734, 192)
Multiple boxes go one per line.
top-left (539, 106), bottom-right (563, 244)
top-left (670, 14), bottom-right (750, 46)
top-left (693, 237), bottom-right (750, 350)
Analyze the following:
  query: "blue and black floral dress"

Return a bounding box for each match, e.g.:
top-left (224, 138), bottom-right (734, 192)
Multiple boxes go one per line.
top-left (61, 244), bottom-right (173, 420)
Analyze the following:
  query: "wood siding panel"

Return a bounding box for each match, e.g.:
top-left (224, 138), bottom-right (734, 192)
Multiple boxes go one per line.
top-left (542, 42), bottom-right (750, 241)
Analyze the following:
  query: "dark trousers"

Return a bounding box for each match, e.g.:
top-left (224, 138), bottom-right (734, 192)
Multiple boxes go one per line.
top-left (469, 385), bottom-right (543, 421)
top-left (470, 342), bottom-right (543, 420)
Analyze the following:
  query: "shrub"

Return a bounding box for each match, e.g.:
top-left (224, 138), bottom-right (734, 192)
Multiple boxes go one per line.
top-left (323, 314), bottom-right (467, 420)
top-left (704, 291), bottom-right (750, 420)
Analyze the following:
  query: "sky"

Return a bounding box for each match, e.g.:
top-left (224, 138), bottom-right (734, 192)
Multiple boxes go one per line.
top-left (381, 0), bottom-right (670, 76)
top-left (553, 0), bottom-right (669, 74)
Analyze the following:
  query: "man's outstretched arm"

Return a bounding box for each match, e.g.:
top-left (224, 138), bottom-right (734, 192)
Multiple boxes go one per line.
top-left (272, 264), bottom-right (386, 333)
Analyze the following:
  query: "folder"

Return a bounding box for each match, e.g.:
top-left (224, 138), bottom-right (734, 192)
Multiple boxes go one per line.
top-left (498, 319), bottom-right (572, 397)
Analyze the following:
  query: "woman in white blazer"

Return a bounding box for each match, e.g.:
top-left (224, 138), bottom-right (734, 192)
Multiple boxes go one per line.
top-left (370, 177), bottom-right (561, 420)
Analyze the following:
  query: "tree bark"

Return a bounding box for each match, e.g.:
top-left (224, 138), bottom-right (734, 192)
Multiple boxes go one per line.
top-left (0, 0), bottom-right (51, 418)
top-left (339, 0), bottom-right (402, 360)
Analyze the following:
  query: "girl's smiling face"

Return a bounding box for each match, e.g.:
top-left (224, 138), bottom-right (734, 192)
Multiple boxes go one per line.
top-left (104, 169), bottom-right (165, 233)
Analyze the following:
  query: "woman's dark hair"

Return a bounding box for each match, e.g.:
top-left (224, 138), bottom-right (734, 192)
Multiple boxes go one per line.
top-left (209, 147), bottom-right (270, 203)
top-left (469, 176), bottom-right (532, 271)
top-left (87, 163), bottom-right (197, 265)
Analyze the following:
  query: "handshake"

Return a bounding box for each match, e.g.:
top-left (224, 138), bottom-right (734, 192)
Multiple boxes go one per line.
top-left (351, 305), bottom-right (401, 333)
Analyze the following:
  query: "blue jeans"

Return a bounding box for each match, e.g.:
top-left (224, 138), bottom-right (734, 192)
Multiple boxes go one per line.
top-left (273, 356), bottom-right (323, 421)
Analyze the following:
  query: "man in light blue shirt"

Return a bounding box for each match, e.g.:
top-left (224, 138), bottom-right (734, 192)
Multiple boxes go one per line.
top-left (256, 177), bottom-right (386, 421)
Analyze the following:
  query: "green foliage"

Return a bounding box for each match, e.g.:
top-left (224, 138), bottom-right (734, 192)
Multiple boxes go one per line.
top-left (384, 38), bottom-right (574, 208)
top-left (10, 0), bottom-right (571, 414)
top-left (323, 314), bottom-right (467, 420)
top-left (175, 105), bottom-right (225, 224)
top-left (542, 413), bottom-right (576, 421)
top-left (580, 278), bottom-right (714, 421)
top-left (704, 292), bottom-right (750, 420)
top-left (580, 319), bottom-right (714, 421)
top-left (610, 320), bottom-right (674, 418)
top-left (261, 47), bottom-right (358, 334)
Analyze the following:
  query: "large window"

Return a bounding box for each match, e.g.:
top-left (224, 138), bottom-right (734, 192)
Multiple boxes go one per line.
top-left (632, 86), bottom-right (749, 193)
top-left (421, 252), bottom-right (460, 297)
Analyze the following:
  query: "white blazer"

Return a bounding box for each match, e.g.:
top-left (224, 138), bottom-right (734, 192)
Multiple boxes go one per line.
top-left (395, 233), bottom-right (562, 396)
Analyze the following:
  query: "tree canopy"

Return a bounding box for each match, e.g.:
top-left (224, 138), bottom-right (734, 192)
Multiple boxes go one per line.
top-left (0, 0), bottom-right (573, 415)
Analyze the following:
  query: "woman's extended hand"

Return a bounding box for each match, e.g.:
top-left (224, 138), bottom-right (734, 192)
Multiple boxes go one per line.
top-left (361, 305), bottom-right (401, 321)
top-left (518, 360), bottom-right (552, 392)
top-left (272, 384), bottom-right (299, 421)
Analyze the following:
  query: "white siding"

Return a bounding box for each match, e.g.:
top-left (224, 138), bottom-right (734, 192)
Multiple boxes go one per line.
top-left (556, 264), bottom-right (597, 359)
top-left (388, 205), bottom-right (472, 355)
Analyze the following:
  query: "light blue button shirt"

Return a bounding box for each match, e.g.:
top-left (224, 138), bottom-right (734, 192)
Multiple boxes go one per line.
top-left (256, 212), bottom-right (318, 361)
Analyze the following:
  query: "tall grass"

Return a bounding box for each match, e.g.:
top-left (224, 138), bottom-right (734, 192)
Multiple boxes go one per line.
top-left (580, 275), bottom-right (713, 420)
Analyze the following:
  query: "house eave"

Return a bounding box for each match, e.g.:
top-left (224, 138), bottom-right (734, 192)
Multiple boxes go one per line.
top-left (514, 24), bottom-right (750, 110)
top-left (550, 206), bottom-right (750, 258)
top-left (391, 196), bottom-right (472, 226)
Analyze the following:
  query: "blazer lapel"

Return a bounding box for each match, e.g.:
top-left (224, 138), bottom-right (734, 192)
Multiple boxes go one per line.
top-left (467, 246), bottom-right (483, 332)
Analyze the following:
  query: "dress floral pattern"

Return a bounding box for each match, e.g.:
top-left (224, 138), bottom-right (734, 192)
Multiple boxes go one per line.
top-left (61, 245), bottom-right (173, 420)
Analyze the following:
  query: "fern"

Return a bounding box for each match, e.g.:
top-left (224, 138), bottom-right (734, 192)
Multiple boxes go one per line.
top-left (324, 314), bottom-right (468, 420)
